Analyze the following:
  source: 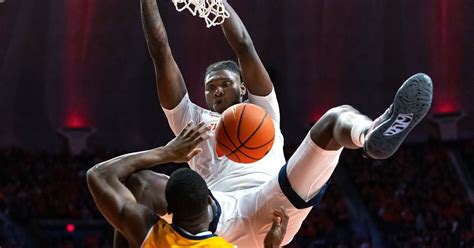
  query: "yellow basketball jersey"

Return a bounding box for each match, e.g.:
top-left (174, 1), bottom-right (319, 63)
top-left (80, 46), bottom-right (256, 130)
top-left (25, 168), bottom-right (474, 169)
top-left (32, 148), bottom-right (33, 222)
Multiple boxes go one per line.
top-left (141, 219), bottom-right (234, 248)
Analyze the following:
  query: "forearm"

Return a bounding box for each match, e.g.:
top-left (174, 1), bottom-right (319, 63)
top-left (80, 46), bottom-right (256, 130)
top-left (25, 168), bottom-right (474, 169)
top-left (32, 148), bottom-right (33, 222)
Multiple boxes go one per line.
top-left (88, 147), bottom-right (172, 181)
top-left (140, 0), bottom-right (171, 60)
top-left (140, 0), bottom-right (187, 109)
top-left (220, 1), bottom-right (273, 95)
top-left (221, 2), bottom-right (255, 53)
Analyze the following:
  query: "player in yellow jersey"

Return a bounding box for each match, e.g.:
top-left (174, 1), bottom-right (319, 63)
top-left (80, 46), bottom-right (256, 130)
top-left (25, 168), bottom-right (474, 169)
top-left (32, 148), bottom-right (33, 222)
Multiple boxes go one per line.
top-left (87, 122), bottom-right (288, 248)
top-left (140, 168), bottom-right (234, 248)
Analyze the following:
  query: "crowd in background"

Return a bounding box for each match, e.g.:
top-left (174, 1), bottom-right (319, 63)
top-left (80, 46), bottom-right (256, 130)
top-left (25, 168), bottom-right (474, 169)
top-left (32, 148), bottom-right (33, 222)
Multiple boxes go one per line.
top-left (0, 140), bottom-right (473, 247)
top-left (343, 142), bottom-right (473, 248)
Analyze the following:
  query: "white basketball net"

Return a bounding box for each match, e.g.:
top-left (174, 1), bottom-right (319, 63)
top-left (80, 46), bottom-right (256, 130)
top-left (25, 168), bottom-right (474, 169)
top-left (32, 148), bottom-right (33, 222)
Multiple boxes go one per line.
top-left (171, 0), bottom-right (230, 28)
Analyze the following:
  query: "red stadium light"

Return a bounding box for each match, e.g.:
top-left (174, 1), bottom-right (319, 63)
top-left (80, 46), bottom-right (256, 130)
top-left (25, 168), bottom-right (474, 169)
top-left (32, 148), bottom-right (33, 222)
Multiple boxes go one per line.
top-left (435, 102), bottom-right (458, 114)
top-left (65, 113), bottom-right (87, 128)
top-left (66, 224), bottom-right (75, 233)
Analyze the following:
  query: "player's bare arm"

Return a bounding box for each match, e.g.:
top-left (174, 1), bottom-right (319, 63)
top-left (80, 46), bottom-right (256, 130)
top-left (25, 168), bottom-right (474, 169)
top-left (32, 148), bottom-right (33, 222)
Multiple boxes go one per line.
top-left (113, 171), bottom-right (170, 248)
top-left (221, 1), bottom-right (273, 96)
top-left (87, 122), bottom-right (210, 246)
top-left (113, 229), bottom-right (130, 248)
top-left (140, 0), bottom-right (187, 109)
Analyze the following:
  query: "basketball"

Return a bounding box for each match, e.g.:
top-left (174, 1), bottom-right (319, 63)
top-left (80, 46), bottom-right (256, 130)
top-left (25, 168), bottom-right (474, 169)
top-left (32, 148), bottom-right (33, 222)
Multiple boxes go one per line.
top-left (215, 103), bottom-right (275, 163)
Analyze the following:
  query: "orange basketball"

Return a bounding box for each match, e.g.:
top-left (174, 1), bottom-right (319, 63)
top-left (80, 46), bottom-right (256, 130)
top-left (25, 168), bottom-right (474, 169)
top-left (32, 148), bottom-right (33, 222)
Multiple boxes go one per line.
top-left (215, 103), bottom-right (275, 163)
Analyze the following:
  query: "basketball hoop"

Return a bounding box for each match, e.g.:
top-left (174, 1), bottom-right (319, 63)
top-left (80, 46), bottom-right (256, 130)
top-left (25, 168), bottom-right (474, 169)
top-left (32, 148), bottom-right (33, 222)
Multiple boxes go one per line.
top-left (171, 0), bottom-right (229, 28)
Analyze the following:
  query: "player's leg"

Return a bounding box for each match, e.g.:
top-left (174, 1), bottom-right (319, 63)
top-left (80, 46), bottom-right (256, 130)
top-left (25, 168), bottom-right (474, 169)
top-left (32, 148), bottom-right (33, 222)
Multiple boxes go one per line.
top-left (310, 105), bottom-right (372, 150)
top-left (244, 178), bottom-right (313, 247)
top-left (279, 103), bottom-right (373, 206)
top-left (362, 73), bottom-right (433, 159)
top-left (244, 73), bottom-right (432, 247)
top-left (286, 73), bottom-right (433, 203)
top-left (311, 73), bottom-right (433, 154)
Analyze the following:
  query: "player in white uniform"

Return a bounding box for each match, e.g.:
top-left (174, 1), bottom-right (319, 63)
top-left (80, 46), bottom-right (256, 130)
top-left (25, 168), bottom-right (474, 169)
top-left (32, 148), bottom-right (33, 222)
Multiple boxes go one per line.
top-left (120, 0), bottom-right (434, 247)
top-left (163, 87), bottom-right (284, 192)
top-left (141, 0), bottom-right (285, 193)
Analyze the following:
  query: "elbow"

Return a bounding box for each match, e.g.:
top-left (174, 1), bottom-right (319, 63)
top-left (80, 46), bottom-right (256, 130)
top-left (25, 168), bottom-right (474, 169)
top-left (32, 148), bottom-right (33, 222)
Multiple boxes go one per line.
top-left (86, 167), bottom-right (95, 178)
top-left (86, 167), bottom-right (97, 186)
top-left (86, 166), bottom-right (104, 187)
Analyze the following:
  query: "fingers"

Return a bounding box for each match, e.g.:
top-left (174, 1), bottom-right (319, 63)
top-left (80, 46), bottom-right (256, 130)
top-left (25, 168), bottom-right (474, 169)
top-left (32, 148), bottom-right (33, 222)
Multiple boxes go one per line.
top-left (180, 121), bottom-right (195, 137)
top-left (272, 216), bottom-right (282, 227)
top-left (199, 132), bottom-right (211, 142)
top-left (187, 148), bottom-right (203, 160)
top-left (278, 206), bottom-right (289, 228)
top-left (180, 121), bottom-right (210, 144)
top-left (272, 206), bottom-right (289, 228)
top-left (189, 121), bottom-right (207, 140)
top-left (189, 122), bottom-right (211, 142)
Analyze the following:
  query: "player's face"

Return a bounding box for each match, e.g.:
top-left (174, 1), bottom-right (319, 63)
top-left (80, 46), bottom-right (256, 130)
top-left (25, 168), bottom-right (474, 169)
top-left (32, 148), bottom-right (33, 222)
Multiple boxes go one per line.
top-left (204, 69), bottom-right (245, 113)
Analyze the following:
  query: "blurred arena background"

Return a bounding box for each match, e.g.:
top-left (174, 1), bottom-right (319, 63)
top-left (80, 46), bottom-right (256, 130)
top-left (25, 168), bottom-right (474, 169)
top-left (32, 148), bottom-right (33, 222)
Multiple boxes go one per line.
top-left (0, 0), bottom-right (473, 247)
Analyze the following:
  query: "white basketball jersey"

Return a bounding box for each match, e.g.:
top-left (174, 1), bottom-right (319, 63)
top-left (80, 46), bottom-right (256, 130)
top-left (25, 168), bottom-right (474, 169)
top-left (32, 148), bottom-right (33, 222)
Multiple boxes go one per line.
top-left (162, 89), bottom-right (285, 192)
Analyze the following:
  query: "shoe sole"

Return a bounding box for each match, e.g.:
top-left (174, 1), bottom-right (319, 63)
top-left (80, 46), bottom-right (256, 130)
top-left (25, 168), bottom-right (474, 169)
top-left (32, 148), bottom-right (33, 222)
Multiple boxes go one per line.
top-left (364, 73), bottom-right (433, 159)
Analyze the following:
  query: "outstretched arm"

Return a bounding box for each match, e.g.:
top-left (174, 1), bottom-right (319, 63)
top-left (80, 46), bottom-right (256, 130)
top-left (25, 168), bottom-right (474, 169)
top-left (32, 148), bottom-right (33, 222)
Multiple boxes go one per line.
top-left (87, 149), bottom-right (165, 247)
top-left (140, 0), bottom-right (187, 109)
top-left (87, 122), bottom-right (209, 246)
top-left (221, 2), bottom-right (273, 96)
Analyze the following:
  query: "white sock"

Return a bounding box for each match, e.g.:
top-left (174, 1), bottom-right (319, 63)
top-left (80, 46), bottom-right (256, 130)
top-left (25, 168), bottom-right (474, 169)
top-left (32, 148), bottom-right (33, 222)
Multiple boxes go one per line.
top-left (350, 118), bottom-right (372, 147)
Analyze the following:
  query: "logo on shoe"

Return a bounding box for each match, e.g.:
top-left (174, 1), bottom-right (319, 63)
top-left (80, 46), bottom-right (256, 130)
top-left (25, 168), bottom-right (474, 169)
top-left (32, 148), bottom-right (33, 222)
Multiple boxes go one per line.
top-left (383, 113), bottom-right (414, 136)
